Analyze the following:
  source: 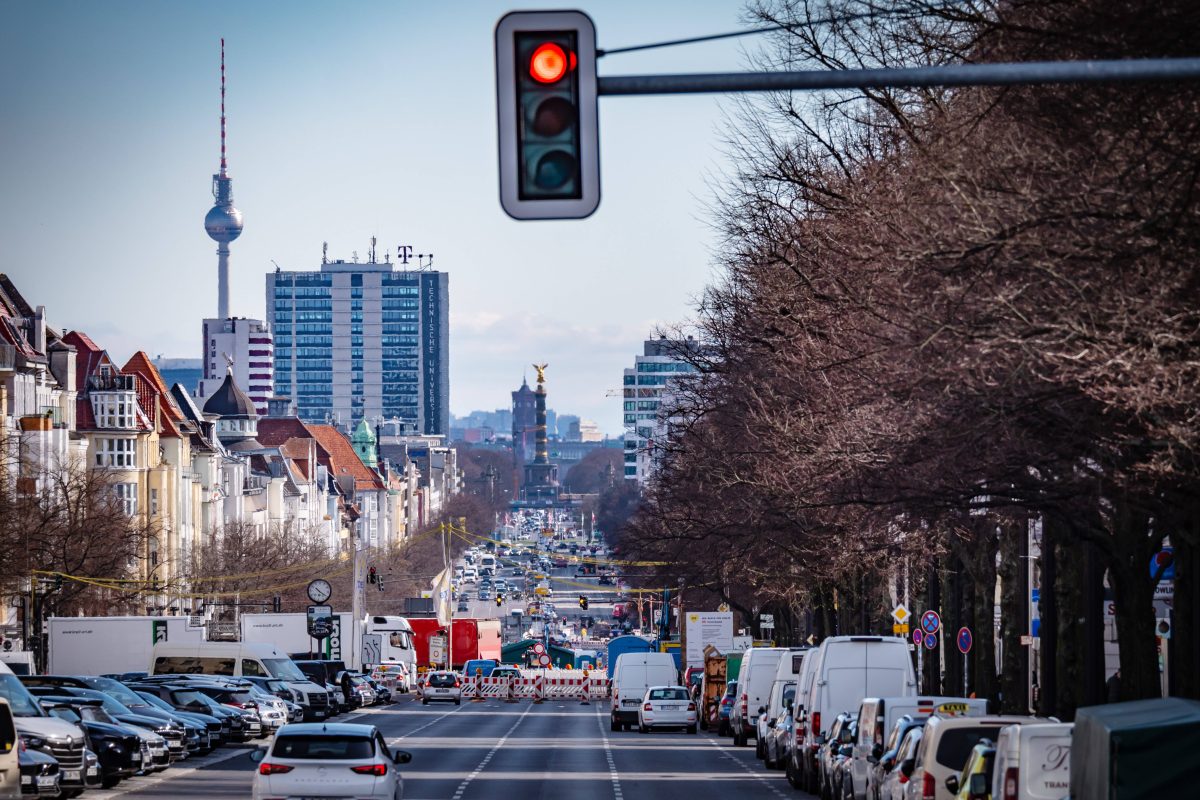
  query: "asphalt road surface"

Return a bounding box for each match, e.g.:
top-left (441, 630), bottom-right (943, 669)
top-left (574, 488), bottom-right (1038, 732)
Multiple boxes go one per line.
top-left (89, 694), bottom-right (816, 800)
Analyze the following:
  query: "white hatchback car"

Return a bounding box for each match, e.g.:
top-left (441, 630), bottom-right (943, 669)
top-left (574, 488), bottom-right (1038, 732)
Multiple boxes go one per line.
top-left (421, 672), bottom-right (462, 705)
top-left (251, 722), bottom-right (412, 800)
top-left (638, 686), bottom-right (698, 734)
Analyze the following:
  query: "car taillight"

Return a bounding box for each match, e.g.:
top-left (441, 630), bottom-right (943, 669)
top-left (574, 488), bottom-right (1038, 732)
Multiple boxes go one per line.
top-left (922, 771), bottom-right (935, 799)
top-left (1003, 767), bottom-right (1019, 800)
top-left (644, 703), bottom-right (653, 712)
top-left (898, 773), bottom-right (908, 784)
top-left (258, 763), bottom-right (293, 775)
top-left (351, 763), bottom-right (388, 776)
top-left (811, 712), bottom-right (821, 739)
top-left (687, 702), bottom-right (696, 711)
top-left (454, 680), bottom-right (461, 688)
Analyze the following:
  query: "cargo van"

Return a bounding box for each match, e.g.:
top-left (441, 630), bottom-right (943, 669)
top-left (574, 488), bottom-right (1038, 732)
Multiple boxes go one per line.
top-left (794, 636), bottom-right (917, 794)
top-left (991, 721), bottom-right (1072, 800)
top-left (729, 647), bottom-right (789, 746)
top-left (755, 648), bottom-right (810, 758)
top-left (906, 712), bottom-right (1040, 800)
top-left (849, 696), bottom-right (987, 800)
top-left (150, 642), bottom-right (329, 718)
top-left (0, 698), bottom-right (17, 800)
top-left (610, 652), bottom-right (677, 731)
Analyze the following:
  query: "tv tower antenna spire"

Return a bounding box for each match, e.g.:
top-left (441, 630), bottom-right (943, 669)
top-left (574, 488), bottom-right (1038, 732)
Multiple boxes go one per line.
top-left (204, 37), bottom-right (243, 320)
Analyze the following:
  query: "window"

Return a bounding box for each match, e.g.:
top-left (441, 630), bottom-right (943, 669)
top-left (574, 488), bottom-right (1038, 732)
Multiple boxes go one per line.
top-left (96, 438), bottom-right (136, 468)
top-left (272, 735), bottom-right (373, 760)
top-left (115, 485), bottom-right (137, 515)
top-left (149, 487), bottom-right (159, 516)
top-left (92, 394), bottom-right (137, 428)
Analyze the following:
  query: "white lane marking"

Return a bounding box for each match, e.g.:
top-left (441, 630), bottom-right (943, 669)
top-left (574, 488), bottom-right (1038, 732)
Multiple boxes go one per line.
top-left (451, 702), bottom-right (534, 800)
top-left (596, 707), bottom-right (624, 800)
top-left (388, 702), bottom-right (469, 742)
top-left (704, 736), bottom-right (789, 799)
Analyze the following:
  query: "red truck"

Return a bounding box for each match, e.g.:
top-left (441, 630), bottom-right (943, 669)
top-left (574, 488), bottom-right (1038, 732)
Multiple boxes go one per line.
top-left (406, 617), bottom-right (502, 670)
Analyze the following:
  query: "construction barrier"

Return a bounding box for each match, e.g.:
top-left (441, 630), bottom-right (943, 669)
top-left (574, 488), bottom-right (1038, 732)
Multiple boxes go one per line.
top-left (460, 671), bottom-right (610, 702)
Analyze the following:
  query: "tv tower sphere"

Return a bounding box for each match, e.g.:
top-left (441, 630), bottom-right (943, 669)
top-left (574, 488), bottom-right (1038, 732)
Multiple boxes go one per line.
top-left (205, 200), bottom-right (243, 243)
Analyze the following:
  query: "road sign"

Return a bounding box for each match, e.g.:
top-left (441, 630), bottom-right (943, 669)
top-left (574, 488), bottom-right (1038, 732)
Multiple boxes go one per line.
top-left (361, 633), bottom-right (382, 666)
top-left (956, 627), bottom-right (973, 654)
top-left (532, 642), bottom-right (546, 655)
top-left (538, 653), bottom-right (552, 667)
top-left (892, 604), bottom-right (910, 624)
top-left (893, 623), bottom-right (910, 635)
top-left (920, 610), bottom-right (942, 635)
top-left (912, 629), bottom-right (924, 646)
top-left (1019, 634), bottom-right (1034, 646)
top-left (923, 632), bottom-right (937, 649)
top-left (759, 614), bottom-right (774, 624)
top-left (307, 605), bottom-right (333, 640)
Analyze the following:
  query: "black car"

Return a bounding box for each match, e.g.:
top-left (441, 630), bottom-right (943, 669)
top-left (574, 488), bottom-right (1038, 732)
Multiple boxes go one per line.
top-left (127, 684), bottom-right (248, 742)
top-left (39, 698), bottom-right (142, 788)
top-left (18, 743), bottom-right (60, 797)
top-left (24, 686), bottom-right (183, 765)
top-left (21, 675), bottom-right (204, 756)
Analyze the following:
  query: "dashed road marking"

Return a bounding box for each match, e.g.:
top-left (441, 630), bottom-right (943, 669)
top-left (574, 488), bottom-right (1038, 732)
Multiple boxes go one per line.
top-left (596, 707), bottom-right (624, 800)
top-left (451, 702), bottom-right (534, 800)
top-left (704, 736), bottom-right (789, 799)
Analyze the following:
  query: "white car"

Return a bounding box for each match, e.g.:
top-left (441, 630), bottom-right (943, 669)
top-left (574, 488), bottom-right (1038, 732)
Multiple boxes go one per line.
top-left (251, 723), bottom-right (412, 800)
top-left (637, 686), bottom-right (698, 734)
top-left (421, 672), bottom-right (462, 705)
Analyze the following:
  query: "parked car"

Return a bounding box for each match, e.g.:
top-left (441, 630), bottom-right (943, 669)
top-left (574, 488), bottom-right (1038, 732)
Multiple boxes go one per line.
top-left (990, 721), bottom-right (1072, 800)
top-left (637, 686), bottom-right (697, 734)
top-left (850, 697), bottom-right (988, 800)
top-left (250, 723), bottom-right (411, 800)
top-left (131, 690), bottom-right (223, 749)
top-left (730, 647), bottom-right (794, 748)
top-left (763, 705), bottom-right (794, 769)
top-left (39, 698), bottom-right (142, 788)
top-left (864, 715), bottom-right (927, 800)
top-left (127, 683), bottom-right (242, 743)
top-left (717, 680), bottom-right (738, 736)
top-left (945, 739), bottom-right (995, 800)
top-left (819, 714), bottom-right (856, 800)
top-left (421, 672), bottom-right (462, 705)
top-left (904, 713), bottom-right (1039, 800)
top-left (878, 725), bottom-right (924, 800)
top-left (0, 666), bottom-right (89, 796)
top-left (757, 680), bottom-right (797, 761)
top-left (17, 742), bottom-right (60, 797)
top-left (794, 636), bottom-right (917, 795)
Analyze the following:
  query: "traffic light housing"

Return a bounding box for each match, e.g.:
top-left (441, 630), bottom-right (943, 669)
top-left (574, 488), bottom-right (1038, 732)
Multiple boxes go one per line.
top-left (368, 566), bottom-right (377, 584)
top-left (496, 10), bottom-right (599, 220)
top-left (496, 595), bottom-right (504, 607)
top-left (579, 594), bottom-right (588, 610)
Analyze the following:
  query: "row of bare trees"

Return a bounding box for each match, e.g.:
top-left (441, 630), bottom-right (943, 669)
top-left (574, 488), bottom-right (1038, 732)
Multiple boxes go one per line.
top-left (618, 0), bottom-right (1200, 716)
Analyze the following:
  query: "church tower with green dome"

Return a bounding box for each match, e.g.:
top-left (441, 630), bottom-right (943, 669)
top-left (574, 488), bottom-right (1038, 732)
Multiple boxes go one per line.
top-left (351, 418), bottom-right (378, 467)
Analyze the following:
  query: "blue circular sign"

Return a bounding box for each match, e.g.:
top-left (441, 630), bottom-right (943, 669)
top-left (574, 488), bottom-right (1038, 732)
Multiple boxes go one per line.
top-left (921, 610), bottom-right (942, 635)
top-left (957, 627), bottom-right (973, 654)
top-left (923, 632), bottom-right (937, 649)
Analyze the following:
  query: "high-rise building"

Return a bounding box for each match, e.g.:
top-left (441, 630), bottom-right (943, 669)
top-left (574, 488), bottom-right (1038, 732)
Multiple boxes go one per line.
top-left (195, 318), bottom-right (273, 414)
top-left (266, 248), bottom-right (449, 434)
top-left (622, 337), bottom-right (700, 485)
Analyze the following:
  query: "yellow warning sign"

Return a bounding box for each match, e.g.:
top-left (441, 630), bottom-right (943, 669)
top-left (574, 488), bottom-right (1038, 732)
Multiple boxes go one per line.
top-left (893, 623), bottom-right (910, 635)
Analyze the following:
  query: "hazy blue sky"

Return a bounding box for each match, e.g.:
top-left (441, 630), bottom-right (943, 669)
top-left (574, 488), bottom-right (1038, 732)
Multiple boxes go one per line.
top-left (0, 0), bottom-right (753, 434)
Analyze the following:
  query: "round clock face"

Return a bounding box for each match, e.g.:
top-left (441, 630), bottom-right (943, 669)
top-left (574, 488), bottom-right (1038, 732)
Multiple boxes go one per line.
top-left (307, 579), bottom-right (332, 604)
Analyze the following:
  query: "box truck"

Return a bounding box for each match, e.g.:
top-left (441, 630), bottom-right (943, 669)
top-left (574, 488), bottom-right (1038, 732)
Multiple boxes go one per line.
top-left (48, 616), bottom-right (206, 676)
top-left (406, 618), bottom-right (501, 670)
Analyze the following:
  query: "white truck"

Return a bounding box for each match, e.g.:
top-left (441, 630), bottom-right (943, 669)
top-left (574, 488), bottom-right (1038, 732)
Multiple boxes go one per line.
top-left (48, 615), bottom-right (206, 675)
top-left (240, 612), bottom-right (360, 669)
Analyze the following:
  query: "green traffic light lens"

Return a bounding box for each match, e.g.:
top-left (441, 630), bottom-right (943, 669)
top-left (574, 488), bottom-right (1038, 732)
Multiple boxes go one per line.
top-left (531, 97), bottom-right (575, 137)
top-left (534, 150), bottom-right (576, 190)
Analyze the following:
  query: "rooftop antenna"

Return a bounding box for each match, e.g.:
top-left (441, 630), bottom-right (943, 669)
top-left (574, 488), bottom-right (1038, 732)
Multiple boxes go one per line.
top-left (369, 236), bottom-right (377, 263)
top-left (322, 241), bottom-right (328, 265)
top-left (204, 37), bottom-right (244, 320)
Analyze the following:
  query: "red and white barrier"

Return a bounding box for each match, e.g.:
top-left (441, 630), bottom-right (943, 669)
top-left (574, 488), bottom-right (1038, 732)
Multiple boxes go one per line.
top-left (456, 670), bottom-right (609, 702)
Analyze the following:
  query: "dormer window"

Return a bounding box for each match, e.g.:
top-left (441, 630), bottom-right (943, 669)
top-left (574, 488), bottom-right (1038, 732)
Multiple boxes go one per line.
top-left (92, 393), bottom-right (137, 428)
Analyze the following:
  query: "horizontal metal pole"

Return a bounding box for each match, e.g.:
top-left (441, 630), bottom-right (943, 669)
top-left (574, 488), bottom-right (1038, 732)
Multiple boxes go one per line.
top-left (597, 57), bottom-right (1200, 96)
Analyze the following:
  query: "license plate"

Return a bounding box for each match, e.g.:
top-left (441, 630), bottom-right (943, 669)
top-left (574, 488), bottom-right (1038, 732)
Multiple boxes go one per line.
top-left (623, 700), bottom-right (639, 706)
top-left (87, 766), bottom-right (99, 776)
top-left (661, 705), bottom-right (679, 710)
top-left (64, 770), bottom-right (80, 782)
top-left (37, 776), bottom-right (56, 788)
top-left (436, 688), bottom-right (448, 693)
top-left (132, 753), bottom-right (142, 761)
top-left (20, 776), bottom-right (30, 786)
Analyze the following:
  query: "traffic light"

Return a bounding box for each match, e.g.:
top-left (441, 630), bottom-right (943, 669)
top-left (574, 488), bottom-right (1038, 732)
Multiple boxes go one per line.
top-left (377, 577), bottom-right (385, 593)
top-left (495, 10), bottom-right (599, 220)
top-left (495, 595), bottom-right (504, 607)
top-left (272, 596), bottom-right (281, 613)
top-left (579, 595), bottom-right (588, 610)
top-left (368, 566), bottom-right (377, 584)
top-left (54, 574), bottom-right (62, 590)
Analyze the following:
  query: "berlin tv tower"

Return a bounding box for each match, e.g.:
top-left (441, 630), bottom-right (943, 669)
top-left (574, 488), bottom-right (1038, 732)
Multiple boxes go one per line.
top-left (204, 38), bottom-right (243, 320)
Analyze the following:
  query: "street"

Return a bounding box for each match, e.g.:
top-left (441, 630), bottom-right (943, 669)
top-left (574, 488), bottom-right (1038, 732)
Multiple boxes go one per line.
top-left (93, 694), bottom-right (807, 800)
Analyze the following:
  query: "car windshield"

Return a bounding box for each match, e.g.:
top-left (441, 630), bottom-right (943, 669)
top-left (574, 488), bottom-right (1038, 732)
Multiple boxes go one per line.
top-left (649, 688), bottom-right (689, 701)
top-left (211, 690), bottom-right (255, 705)
top-left (74, 689), bottom-right (132, 716)
top-left (172, 690), bottom-right (219, 709)
top-left (724, 683), bottom-right (738, 698)
top-left (936, 727), bottom-right (1004, 770)
top-left (137, 692), bottom-right (178, 713)
top-left (80, 706), bottom-right (120, 725)
top-left (263, 658), bottom-right (305, 682)
top-left (272, 735), bottom-right (374, 759)
top-left (49, 706), bottom-right (82, 723)
top-left (428, 674), bottom-right (457, 687)
top-left (78, 676), bottom-right (145, 707)
top-left (0, 674), bottom-right (46, 717)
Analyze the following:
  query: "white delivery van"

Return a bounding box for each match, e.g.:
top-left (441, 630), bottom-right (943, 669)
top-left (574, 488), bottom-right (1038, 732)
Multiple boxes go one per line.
top-left (0, 698), bottom-right (18, 800)
top-left (907, 712), bottom-right (1039, 800)
top-left (756, 648), bottom-right (811, 757)
top-left (795, 636), bottom-right (917, 794)
top-left (729, 647), bottom-right (788, 746)
top-left (849, 696), bottom-right (987, 800)
top-left (0, 663), bottom-right (88, 795)
top-left (150, 641), bottom-right (329, 716)
top-left (991, 722), bottom-right (1072, 800)
top-left (610, 652), bottom-right (677, 731)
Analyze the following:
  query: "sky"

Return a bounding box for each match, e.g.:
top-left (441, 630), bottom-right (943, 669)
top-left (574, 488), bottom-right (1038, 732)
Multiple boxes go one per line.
top-left (0, 0), bottom-right (754, 435)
